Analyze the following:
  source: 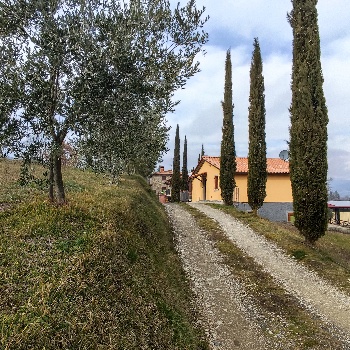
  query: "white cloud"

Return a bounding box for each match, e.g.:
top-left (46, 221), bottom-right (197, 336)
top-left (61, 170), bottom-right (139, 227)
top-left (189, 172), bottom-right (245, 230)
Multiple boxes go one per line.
top-left (165, 45), bottom-right (252, 168)
top-left (322, 43), bottom-right (350, 132)
top-left (192, 0), bottom-right (293, 46)
top-left (328, 149), bottom-right (350, 180)
top-left (162, 0), bottom-right (350, 184)
top-left (264, 54), bottom-right (292, 147)
top-left (318, 0), bottom-right (350, 44)
top-left (166, 45), bottom-right (293, 167)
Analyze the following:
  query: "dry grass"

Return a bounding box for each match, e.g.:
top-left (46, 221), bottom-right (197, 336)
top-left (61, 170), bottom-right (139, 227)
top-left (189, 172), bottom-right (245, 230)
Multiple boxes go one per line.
top-left (0, 159), bottom-right (209, 349)
top-left (0, 158), bottom-right (45, 205)
top-left (209, 204), bottom-right (350, 295)
top-left (181, 203), bottom-right (347, 349)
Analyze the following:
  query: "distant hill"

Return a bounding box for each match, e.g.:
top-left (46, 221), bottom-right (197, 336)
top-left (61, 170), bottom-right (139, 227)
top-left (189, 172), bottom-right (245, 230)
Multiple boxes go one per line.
top-left (330, 178), bottom-right (350, 199)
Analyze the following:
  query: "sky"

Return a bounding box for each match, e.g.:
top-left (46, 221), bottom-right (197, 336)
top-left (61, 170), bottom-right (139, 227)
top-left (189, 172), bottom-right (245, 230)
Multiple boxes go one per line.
top-left (161, 0), bottom-right (350, 197)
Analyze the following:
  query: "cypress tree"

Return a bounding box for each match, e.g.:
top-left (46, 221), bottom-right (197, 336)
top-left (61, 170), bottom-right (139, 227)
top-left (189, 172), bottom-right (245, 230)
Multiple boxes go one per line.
top-left (172, 124), bottom-right (181, 202)
top-left (289, 0), bottom-right (328, 244)
top-left (201, 144), bottom-right (205, 157)
top-left (247, 38), bottom-right (267, 215)
top-left (220, 50), bottom-right (236, 206)
top-left (181, 136), bottom-right (189, 191)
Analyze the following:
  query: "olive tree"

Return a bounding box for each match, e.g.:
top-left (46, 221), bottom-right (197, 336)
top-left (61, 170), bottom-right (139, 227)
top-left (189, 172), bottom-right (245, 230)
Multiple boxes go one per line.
top-left (0, 0), bottom-right (208, 204)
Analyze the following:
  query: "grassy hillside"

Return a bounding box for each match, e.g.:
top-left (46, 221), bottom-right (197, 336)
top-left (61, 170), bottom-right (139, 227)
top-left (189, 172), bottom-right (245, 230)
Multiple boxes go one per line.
top-left (0, 159), bottom-right (208, 349)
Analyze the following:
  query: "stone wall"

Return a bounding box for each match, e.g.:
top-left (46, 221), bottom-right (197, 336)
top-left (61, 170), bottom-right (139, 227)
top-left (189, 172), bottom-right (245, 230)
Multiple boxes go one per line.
top-left (149, 174), bottom-right (172, 195)
top-left (235, 202), bottom-right (294, 222)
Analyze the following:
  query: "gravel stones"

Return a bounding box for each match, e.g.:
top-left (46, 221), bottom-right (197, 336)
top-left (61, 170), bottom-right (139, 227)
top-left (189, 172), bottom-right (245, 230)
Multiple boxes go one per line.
top-left (189, 203), bottom-right (350, 341)
top-left (165, 202), bottom-right (350, 348)
top-left (165, 203), bottom-right (268, 349)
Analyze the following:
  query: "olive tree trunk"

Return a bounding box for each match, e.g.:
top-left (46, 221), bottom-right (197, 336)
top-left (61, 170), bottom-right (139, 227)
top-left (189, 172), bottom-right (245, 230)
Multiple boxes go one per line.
top-left (54, 153), bottom-right (65, 205)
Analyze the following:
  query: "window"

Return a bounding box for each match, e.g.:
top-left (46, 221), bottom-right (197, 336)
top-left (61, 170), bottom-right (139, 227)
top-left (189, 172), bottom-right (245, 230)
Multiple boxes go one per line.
top-left (162, 175), bottom-right (166, 181)
top-left (233, 187), bottom-right (239, 202)
top-left (214, 175), bottom-right (219, 190)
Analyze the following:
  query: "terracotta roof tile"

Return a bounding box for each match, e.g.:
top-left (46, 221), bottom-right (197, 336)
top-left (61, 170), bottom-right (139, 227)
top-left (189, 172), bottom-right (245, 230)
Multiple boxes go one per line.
top-left (196, 156), bottom-right (289, 174)
top-left (153, 170), bottom-right (173, 175)
top-left (203, 156), bottom-right (220, 169)
top-left (265, 158), bottom-right (290, 174)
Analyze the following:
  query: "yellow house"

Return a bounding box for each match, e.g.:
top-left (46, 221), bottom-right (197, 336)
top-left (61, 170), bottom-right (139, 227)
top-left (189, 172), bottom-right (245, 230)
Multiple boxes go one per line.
top-left (190, 156), bottom-right (293, 221)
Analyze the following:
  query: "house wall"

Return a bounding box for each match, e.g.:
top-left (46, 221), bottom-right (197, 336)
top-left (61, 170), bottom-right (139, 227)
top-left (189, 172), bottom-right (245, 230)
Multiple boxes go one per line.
top-left (192, 162), bottom-right (222, 202)
top-left (235, 173), bottom-right (292, 203)
top-left (149, 174), bottom-right (172, 196)
top-left (191, 177), bottom-right (202, 202)
top-left (191, 162), bottom-right (293, 204)
top-left (265, 174), bottom-right (293, 202)
top-left (235, 174), bottom-right (248, 202)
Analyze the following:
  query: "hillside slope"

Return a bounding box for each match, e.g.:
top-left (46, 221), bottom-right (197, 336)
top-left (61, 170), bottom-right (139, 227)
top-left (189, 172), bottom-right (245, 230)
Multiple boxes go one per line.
top-left (0, 160), bottom-right (208, 349)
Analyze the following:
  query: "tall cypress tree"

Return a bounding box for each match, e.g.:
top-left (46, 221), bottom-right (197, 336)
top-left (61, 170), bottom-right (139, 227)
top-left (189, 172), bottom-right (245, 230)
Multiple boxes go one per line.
top-left (197, 144), bottom-right (205, 163)
top-left (220, 49), bottom-right (236, 206)
top-left (172, 124), bottom-right (181, 202)
top-left (181, 135), bottom-right (189, 191)
top-left (247, 38), bottom-right (267, 215)
top-left (289, 0), bottom-right (328, 244)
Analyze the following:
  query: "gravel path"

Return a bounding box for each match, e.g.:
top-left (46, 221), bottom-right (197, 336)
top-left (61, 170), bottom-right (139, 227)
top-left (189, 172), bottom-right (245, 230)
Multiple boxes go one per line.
top-left (164, 203), bottom-right (269, 349)
top-left (189, 202), bottom-right (350, 337)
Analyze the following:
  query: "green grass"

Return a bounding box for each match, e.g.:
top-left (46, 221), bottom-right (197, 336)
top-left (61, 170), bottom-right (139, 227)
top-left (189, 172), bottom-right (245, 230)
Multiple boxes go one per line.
top-left (208, 203), bottom-right (350, 295)
top-left (181, 203), bottom-right (346, 349)
top-left (0, 159), bottom-right (209, 349)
